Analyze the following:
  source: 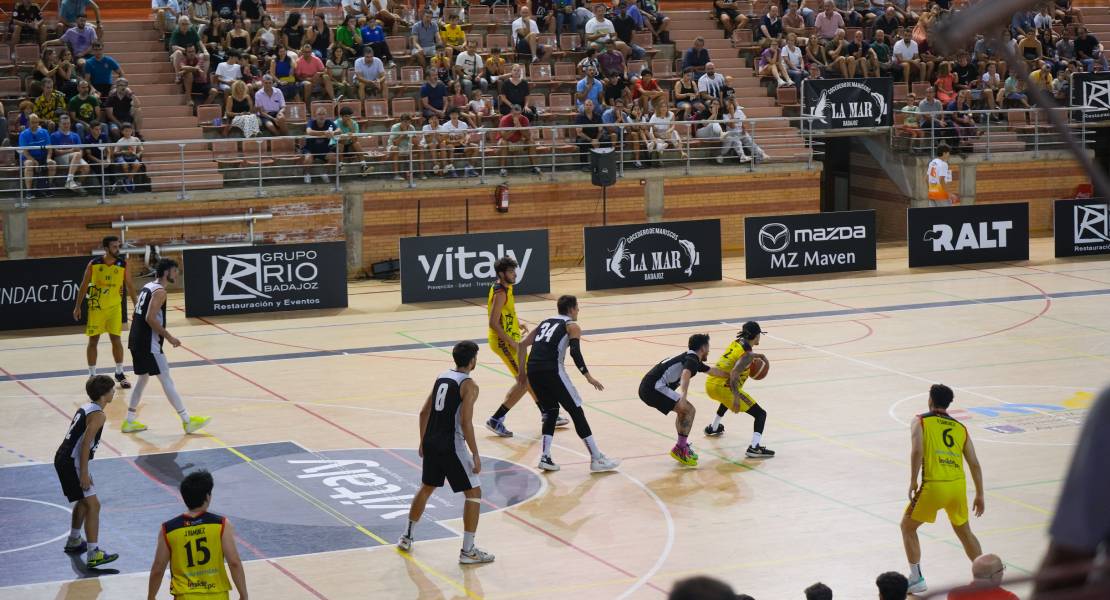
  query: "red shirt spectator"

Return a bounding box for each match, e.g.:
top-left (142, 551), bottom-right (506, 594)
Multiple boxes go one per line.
top-left (294, 51), bottom-right (326, 80)
top-left (499, 111), bottom-right (530, 142)
top-left (632, 75), bottom-right (660, 100)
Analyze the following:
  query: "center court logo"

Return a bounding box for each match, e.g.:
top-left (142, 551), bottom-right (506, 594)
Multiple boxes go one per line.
top-left (606, 227), bottom-right (699, 279)
top-left (1074, 204), bottom-right (1110, 243)
top-left (212, 251), bottom-right (320, 301)
top-left (758, 223), bottom-right (790, 253)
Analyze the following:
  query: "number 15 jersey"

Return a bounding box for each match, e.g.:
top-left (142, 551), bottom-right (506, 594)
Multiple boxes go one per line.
top-left (163, 511), bottom-right (232, 599)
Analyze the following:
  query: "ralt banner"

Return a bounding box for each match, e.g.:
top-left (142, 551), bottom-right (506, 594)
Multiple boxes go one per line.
top-left (802, 77), bottom-right (893, 129)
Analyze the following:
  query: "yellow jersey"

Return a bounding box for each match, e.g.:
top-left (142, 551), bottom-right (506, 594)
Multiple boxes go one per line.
top-left (163, 512), bottom-right (232, 599)
top-left (919, 411), bottom-right (967, 483)
top-left (442, 23), bottom-right (466, 46)
top-left (705, 338), bottom-right (752, 386)
top-left (87, 257), bottom-right (127, 311)
top-left (487, 282), bottom-right (521, 341)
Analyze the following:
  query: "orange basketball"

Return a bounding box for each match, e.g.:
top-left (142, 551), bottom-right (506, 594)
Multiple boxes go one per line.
top-left (748, 356), bottom-right (769, 380)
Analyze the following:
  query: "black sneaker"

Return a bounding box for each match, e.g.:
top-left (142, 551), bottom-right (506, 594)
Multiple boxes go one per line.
top-left (114, 372), bottom-right (131, 389)
top-left (745, 445), bottom-right (775, 458)
top-left (704, 423), bottom-right (725, 437)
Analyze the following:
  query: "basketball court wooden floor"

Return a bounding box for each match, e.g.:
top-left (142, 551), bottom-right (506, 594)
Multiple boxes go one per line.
top-left (2, 238), bottom-right (1107, 600)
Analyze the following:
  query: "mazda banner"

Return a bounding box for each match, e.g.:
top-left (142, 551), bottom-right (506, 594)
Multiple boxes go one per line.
top-left (744, 211), bottom-right (876, 278)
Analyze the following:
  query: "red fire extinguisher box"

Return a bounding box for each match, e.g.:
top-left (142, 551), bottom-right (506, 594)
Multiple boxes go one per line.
top-left (495, 184), bottom-right (509, 212)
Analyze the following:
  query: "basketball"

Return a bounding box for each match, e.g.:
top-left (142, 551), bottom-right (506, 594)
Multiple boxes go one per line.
top-left (748, 356), bottom-right (769, 380)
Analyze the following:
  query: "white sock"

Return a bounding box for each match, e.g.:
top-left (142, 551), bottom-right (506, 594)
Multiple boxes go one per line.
top-left (910, 563), bottom-right (922, 580)
top-left (405, 519), bottom-right (417, 538)
top-left (750, 432), bottom-right (762, 448)
top-left (462, 531), bottom-right (475, 552)
top-left (156, 371), bottom-right (190, 422)
top-left (128, 375), bottom-right (149, 421)
top-left (711, 414), bottom-right (723, 429)
top-left (582, 435), bottom-right (600, 459)
top-left (88, 366), bottom-right (96, 377)
top-left (114, 363), bottom-right (123, 375)
top-left (70, 528), bottom-right (82, 538)
top-left (542, 434), bottom-right (552, 456)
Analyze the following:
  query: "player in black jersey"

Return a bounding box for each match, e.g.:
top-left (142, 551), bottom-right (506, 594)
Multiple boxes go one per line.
top-left (639, 334), bottom-right (734, 467)
top-left (516, 295), bottom-right (620, 473)
top-left (55, 375), bottom-right (119, 568)
top-left (398, 341), bottom-right (494, 564)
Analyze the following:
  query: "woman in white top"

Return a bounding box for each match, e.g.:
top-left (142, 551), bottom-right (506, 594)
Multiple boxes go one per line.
top-left (252, 14), bottom-right (278, 56)
top-left (718, 97), bottom-right (766, 163)
top-left (645, 99), bottom-right (687, 159)
top-left (781, 33), bottom-right (806, 88)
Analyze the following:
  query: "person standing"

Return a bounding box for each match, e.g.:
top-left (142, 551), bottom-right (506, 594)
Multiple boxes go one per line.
top-left (902, 384), bottom-right (985, 595)
top-left (927, 143), bottom-right (957, 206)
top-left (74, 236), bottom-right (137, 387)
top-left (398, 341), bottom-right (495, 565)
top-left (702, 321), bottom-right (775, 458)
top-left (147, 470), bottom-right (249, 600)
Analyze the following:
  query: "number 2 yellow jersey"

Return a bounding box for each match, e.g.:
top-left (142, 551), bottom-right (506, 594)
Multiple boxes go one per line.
top-left (705, 338), bottom-right (752, 387)
top-left (919, 411), bottom-right (967, 483)
top-left (163, 512), bottom-right (232, 599)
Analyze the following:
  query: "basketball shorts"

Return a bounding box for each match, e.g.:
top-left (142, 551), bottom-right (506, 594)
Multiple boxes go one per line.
top-left (705, 376), bottom-right (757, 413)
top-left (86, 305), bottom-right (122, 337)
top-left (638, 380), bottom-right (680, 415)
top-left (130, 349), bottom-right (169, 376)
top-left (422, 442), bottom-right (481, 493)
top-left (527, 369), bottom-right (583, 411)
top-left (55, 452), bottom-right (96, 503)
top-left (906, 479), bottom-right (969, 526)
top-left (489, 334), bottom-right (525, 377)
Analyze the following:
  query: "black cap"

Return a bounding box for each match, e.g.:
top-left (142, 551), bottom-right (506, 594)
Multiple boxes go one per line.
top-left (740, 321), bottom-right (763, 339)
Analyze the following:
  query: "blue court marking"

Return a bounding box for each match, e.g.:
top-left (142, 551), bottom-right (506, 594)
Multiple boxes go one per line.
top-left (0, 442), bottom-right (542, 588)
top-left (5, 287), bottom-right (1110, 382)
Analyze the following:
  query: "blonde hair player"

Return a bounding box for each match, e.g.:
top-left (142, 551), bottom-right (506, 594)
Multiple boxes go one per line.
top-left (484, 256), bottom-right (568, 437)
top-left (902, 383), bottom-right (985, 595)
top-left (703, 321), bottom-right (775, 458)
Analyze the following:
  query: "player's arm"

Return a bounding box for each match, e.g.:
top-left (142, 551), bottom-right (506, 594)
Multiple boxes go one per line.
top-left (78, 410), bottom-right (106, 490)
top-left (567, 322), bottom-right (602, 391)
top-left (416, 388), bottom-right (433, 457)
top-left (908, 417), bottom-right (923, 500)
top-left (729, 352), bottom-right (754, 389)
top-left (487, 288), bottom-right (516, 348)
top-left (146, 528), bottom-right (171, 600)
top-left (221, 520), bottom-right (248, 600)
top-left (962, 432), bottom-right (985, 517)
top-left (145, 288), bottom-right (180, 347)
top-left (124, 262), bottom-right (138, 305)
top-left (706, 366), bottom-right (731, 379)
top-left (679, 368), bottom-right (693, 402)
top-left (73, 262), bottom-right (92, 320)
top-left (460, 379), bottom-right (481, 474)
top-left (515, 326), bottom-right (539, 386)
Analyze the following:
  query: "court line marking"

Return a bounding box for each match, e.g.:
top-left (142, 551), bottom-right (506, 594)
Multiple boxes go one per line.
top-left (0, 497), bottom-right (71, 555)
top-left (6, 287), bottom-right (1110, 382)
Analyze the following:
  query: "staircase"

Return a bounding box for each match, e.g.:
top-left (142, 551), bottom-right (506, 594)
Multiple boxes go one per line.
top-left (101, 20), bottom-right (222, 192)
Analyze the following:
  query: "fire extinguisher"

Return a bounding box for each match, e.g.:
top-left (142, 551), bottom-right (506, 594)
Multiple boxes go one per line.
top-left (495, 184), bottom-right (509, 212)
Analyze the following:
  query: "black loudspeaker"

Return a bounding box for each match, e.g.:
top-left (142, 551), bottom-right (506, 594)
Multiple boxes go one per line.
top-left (590, 148), bottom-right (617, 187)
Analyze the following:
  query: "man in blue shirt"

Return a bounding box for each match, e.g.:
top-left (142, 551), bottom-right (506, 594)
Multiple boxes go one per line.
top-left (83, 43), bottom-right (123, 96)
top-left (575, 67), bottom-right (603, 111)
top-left (419, 69), bottom-right (447, 118)
top-left (50, 114), bottom-right (89, 194)
top-left (18, 113), bottom-right (57, 199)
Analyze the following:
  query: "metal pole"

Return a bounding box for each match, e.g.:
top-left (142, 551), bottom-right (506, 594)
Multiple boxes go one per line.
top-left (808, 117), bottom-right (814, 169)
top-left (1033, 109), bottom-right (1039, 157)
top-left (416, 199), bottom-right (421, 237)
top-left (930, 117), bottom-right (936, 156)
top-left (602, 186), bottom-right (607, 226)
top-left (408, 141), bottom-right (416, 188)
top-left (550, 126), bottom-right (556, 181)
top-left (749, 120), bottom-right (756, 172)
top-left (618, 124), bottom-right (625, 178)
top-left (334, 143), bottom-right (342, 191)
top-left (255, 140), bottom-right (266, 197)
top-left (478, 132), bottom-right (485, 185)
top-left (177, 143), bottom-right (189, 200)
top-left (684, 129), bottom-right (690, 175)
top-left (17, 149), bottom-right (26, 208)
top-left (249, 208), bottom-right (256, 243)
top-left (99, 150), bottom-right (108, 204)
top-left (985, 112), bottom-right (992, 161)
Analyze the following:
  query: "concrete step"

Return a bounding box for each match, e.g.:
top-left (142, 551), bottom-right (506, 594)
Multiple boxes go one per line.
top-left (131, 83), bottom-right (183, 95)
top-left (101, 29), bottom-right (162, 42)
top-left (101, 20), bottom-right (153, 32)
top-left (139, 116), bottom-right (199, 129)
top-left (140, 127), bottom-right (204, 141)
top-left (145, 159), bottom-right (217, 173)
top-left (145, 150), bottom-right (215, 163)
top-left (121, 72), bottom-right (175, 85)
top-left (111, 51), bottom-right (168, 63)
top-left (103, 40), bottom-right (164, 53)
top-left (973, 140), bottom-right (1024, 153)
top-left (150, 172), bottom-right (225, 192)
top-left (139, 94), bottom-right (187, 107)
top-left (142, 105), bottom-right (193, 118)
top-left (116, 61), bottom-right (173, 74)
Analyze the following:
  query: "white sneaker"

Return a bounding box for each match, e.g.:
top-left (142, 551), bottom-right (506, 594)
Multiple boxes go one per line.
top-left (304, 174), bottom-right (312, 183)
top-left (459, 546), bottom-right (495, 564)
top-left (499, 168), bottom-right (508, 177)
top-left (590, 454), bottom-right (620, 473)
top-left (393, 175), bottom-right (406, 181)
top-left (738, 154), bottom-right (751, 163)
top-left (397, 534), bottom-right (413, 552)
top-left (715, 155), bottom-right (724, 164)
top-left (66, 179), bottom-right (79, 191)
top-left (537, 454), bottom-right (560, 471)
top-left (321, 173), bottom-right (331, 183)
top-left (907, 576), bottom-right (927, 594)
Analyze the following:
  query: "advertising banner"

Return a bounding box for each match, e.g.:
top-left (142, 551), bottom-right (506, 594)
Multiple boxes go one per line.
top-left (399, 230), bottom-right (550, 303)
top-left (584, 220), bottom-right (722, 290)
top-left (908, 203), bottom-right (1029, 267)
top-left (744, 211), bottom-right (876, 278)
top-left (0, 256), bottom-right (92, 330)
top-left (1055, 198), bottom-right (1110, 257)
top-left (1070, 71), bottom-right (1110, 122)
top-left (801, 77), bottom-right (893, 129)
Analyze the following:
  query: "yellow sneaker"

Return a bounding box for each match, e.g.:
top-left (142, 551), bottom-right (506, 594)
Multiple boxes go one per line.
top-left (120, 420), bottom-right (148, 433)
top-left (183, 416), bottom-right (211, 434)
top-left (669, 444), bottom-right (698, 467)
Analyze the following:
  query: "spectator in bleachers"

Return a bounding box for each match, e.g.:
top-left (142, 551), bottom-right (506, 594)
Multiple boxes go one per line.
top-left (280, 12), bottom-right (307, 51)
top-left (81, 119), bottom-right (109, 192)
top-left (697, 62), bottom-right (729, 100)
top-left (10, 0), bottom-right (47, 48)
top-left (782, 33), bottom-right (806, 87)
top-left (239, 0), bottom-right (266, 28)
top-left (1054, 34), bottom-right (1076, 74)
top-left (844, 30), bottom-right (873, 77)
top-left (84, 43), bottom-right (122, 97)
top-left (112, 122), bottom-right (142, 192)
top-left (498, 64), bottom-right (536, 119)
top-left (714, 0), bottom-right (747, 42)
top-left (952, 52), bottom-right (977, 90)
top-left (758, 39), bottom-right (792, 87)
top-left (1000, 72), bottom-right (1030, 109)
top-left (758, 4), bottom-right (783, 42)
top-left (873, 6), bottom-right (899, 39)
top-left (449, 82), bottom-right (477, 126)
top-left (430, 45), bottom-right (453, 83)
top-left (603, 70), bottom-right (631, 107)
top-left (332, 105), bottom-right (372, 170)
top-left (673, 68), bottom-right (699, 117)
top-left (935, 62), bottom-right (957, 104)
top-left (1075, 27), bottom-right (1109, 72)
top-left (633, 68), bottom-right (665, 110)
top-left (353, 45), bottom-right (386, 100)
top-left (645, 98), bottom-right (685, 159)
top-left (213, 50), bottom-right (242, 95)
top-left (33, 77), bottom-right (68, 132)
top-left (335, 14), bottom-right (363, 62)
top-left (484, 47), bottom-right (508, 89)
top-left (254, 15), bottom-right (279, 56)
top-left (103, 79), bottom-right (141, 140)
top-left (825, 29), bottom-right (854, 78)
top-left (576, 66), bottom-right (603, 111)
top-left (455, 40), bottom-right (486, 95)
top-left (782, 2), bottom-right (807, 40)
top-left (170, 16), bottom-right (209, 82)
top-left (893, 28), bottom-right (927, 96)
top-left (722, 95), bottom-right (767, 162)
top-left (296, 44), bottom-right (333, 100)
top-left (804, 582), bottom-right (833, 600)
top-left (1011, 9), bottom-right (1035, 40)
top-left (211, 0), bottom-right (236, 27)
top-left (67, 79), bottom-right (99, 135)
top-left (420, 68), bottom-right (448, 118)
top-left (1017, 33), bottom-right (1046, 72)
top-left (418, 112), bottom-right (443, 177)
top-left (178, 45), bottom-right (217, 106)
top-left (48, 15), bottom-right (98, 74)
top-left (222, 80), bottom-right (258, 137)
top-left (599, 45), bottom-right (625, 78)
top-left (853, 0), bottom-right (877, 26)
top-left (224, 15), bottom-right (251, 56)
top-left (948, 89), bottom-right (976, 151)
top-left (497, 104), bottom-right (541, 177)
top-left (58, 49), bottom-right (81, 96)
top-left (574, 98), bottom-right (606, 170)
top-left (612, 0), bottom-right (647, 60)
top-left (50, 114), bottom-right (88, 194)
top-left (831, 0), bottom-right (860, 27)
top-left (875, 571), bottom-right (908, 600)
top-left (153, 0), bottom-right (181, 38)
top-left (302, 106), bottom-right (335, 183)
top-left (58, 0), bottom-right (102, 37)
top-left (386, 112), bottom-right (415, 181)
top-left (439, 107), bottom-right (478, 177)
top-left (34, 49), bottom-right (71, 99)
top-left (254, 74), bottom-right (287, 135)
top-left (1029, 60), bottom-right (1055, 95)
top-left (308, 13), bottom-right (331, 60)
top-left (918, 86), bottom-right (956, 144)
top-left (270, 43), bottom-right (298, 97)
top-left (638, 0), bottom-right (669, 44)
top-left (531, 0), bottom-right (552, 34)
top-left (410, 11), bottom-right (439, 67)
top-left (343, 0), bottom-right (370, 19)
top-left (554, 0), bottom-right (579, 46)
top-left (1053, 61), bottom-right (1078, 101)
top-left (585, 4), bottom-right (625, 56)
top-left (512, 6), bottom-right (547, 64)
top-left (602, 99), bottom-right (642, 167)
top-left (360, 16), bottom-right (395, 66)
top-left (370, 0), bottom-right (407, 35)
top-left (188, 0), bottom-right (213, 38)
top-left (813, 1), bottom-right (843, 42)
top-left (322, 47), bottom-right (349, 99)
top-left (441, 12), bottom-right (466, 61)
top-left (805, 33), bottom-right (828, 71)
top-left (692, 96), bottom-right (723, 142)
top-left (1054, 0), bottom-right (1082, 26)
top-left (577, 46), bottom-right (600, 76)
top-left (19, 113), bottom-right (56, 197)
top-left (949, 554), bottom-right (1018, 599)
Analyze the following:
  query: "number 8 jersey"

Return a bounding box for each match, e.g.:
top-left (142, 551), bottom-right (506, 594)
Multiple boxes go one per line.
top-left (163, 512), bottom-right (232, 599)
top-left (422, 370), bottom-right (469, 452)
top-left (919, 411), bottom-right (967, 482)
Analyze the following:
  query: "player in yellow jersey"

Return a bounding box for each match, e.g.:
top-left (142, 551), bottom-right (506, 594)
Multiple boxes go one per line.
top-left (74, 236), bottom-right (137, 388)
top-left (484, 256), bottom-right (567, 437)
top-left (148, 470), bottom-right (248, 600)
top-left (702, 321), bottom-right (775, 458)
top-left (901, 384), bottom-right (985, 595)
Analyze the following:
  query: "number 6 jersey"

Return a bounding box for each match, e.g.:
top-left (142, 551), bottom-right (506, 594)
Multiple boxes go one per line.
top-left (163, 512), bottom-right (232, 598)
top-left (919, 410), bottom-right (967, 483)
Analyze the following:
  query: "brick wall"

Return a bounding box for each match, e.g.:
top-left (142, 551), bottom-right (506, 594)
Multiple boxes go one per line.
top-left (974, 160), bottom-right (1091, 234)
top-left (848, 149), bottom-right (915, 242)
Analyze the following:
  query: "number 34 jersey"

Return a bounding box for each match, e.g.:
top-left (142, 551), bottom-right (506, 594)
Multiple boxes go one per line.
top-left (163, 511), bottom-right (232, 598)
top-left (919, 411), bottom-right (967, 483)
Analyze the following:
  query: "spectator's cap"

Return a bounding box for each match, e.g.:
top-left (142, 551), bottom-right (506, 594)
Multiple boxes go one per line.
top-left (262, 74), bottom-right (274, 82)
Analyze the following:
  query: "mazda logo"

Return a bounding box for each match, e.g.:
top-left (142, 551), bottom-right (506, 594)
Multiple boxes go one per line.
top-left (758, 223), bottom-right (790, 253)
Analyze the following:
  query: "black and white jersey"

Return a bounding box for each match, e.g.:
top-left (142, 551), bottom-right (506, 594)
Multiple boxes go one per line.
top-left (56, 403), bottom-right (104, 462)
top-left (422, 370), bottom-right (470, 451)
top-left (128, 281), bottom-right (165, 353)
top-left (526, 315), bottom-right (572, 373)
top-left (642, 350), bottom-right (710, 391)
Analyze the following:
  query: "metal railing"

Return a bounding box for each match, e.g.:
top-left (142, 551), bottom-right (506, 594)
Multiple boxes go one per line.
top-left (890, 106), bottom-right (1094, 159)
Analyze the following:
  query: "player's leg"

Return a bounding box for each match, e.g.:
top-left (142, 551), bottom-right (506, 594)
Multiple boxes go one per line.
top-left (458, 487), bottom-right (493, 564)
top-left (947, 486), bottom-right (981, 560)
top-left (108, 317), bottom-right (130, 388)
top-left (743, 403), bottom-right (775, 458)
top-left (398, 483), bottom-right (437, 551)
top-left (67, 499), bottom-right (88, 551)
top-left (531, 371), bottom-right (562, 471)
top-left (86, 333), bottom-right (101, 377)
top-left (671, 396), bottom-right (698, 466)
top-left (557, 373), bottom-right (619, 472)
top-left (952, 521), bottom-right (982, 561)
top-left (153, 353), bottom-right (209, 433)
top-left (704, 378), bottom-right (732, 436)
top-left (80, 493), bottom-right (117, 567)
top-left (123, 369), bottom-right (151, 432)
top-left (900, 514), bottom-right (925, 589)
top-left (903, 483), bottom-right (938, 593)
